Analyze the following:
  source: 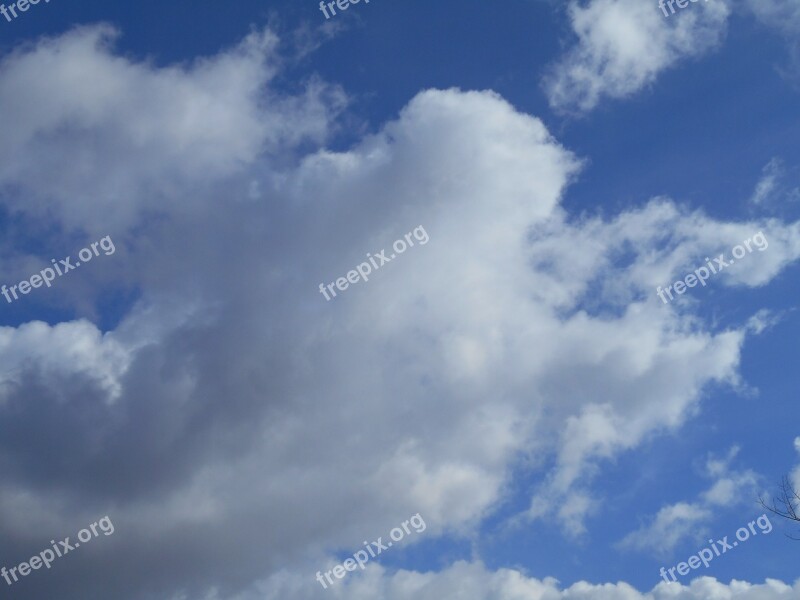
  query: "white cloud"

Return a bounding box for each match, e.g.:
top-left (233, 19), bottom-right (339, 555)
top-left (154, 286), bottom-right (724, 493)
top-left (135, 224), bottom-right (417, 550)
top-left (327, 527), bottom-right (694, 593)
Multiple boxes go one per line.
top-left (742, 0), bottom-right (800, 37)
top-left (0, 24), bottom-right (346, 231)
top-left (226, 561), bottom-right (800, 600)
top-left (618, 447), bottom-right (759, 555)
top-left (0, 24), bottom-right (799, 599)
top-left (749, 158), bottom-right (800, 209)
top-left (751, 159), bottom-right (786, 206)
top-left (619, 502), bottom-right (712, 557)
top-left (542, 0), bottom-right (800, 113)
top-left (0, 319), bottom-right (130, 401)
top-left (543, 0), bottom-right (730, 113)
top-left (739, 0), bottom-right (800, 83)
top-left (702, 449), bottom-right (759, 507)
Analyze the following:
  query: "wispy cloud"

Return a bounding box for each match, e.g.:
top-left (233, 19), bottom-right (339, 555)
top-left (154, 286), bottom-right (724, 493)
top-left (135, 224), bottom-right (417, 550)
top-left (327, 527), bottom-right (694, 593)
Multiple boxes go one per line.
top-left (617, 446), bottom-right (758, 556)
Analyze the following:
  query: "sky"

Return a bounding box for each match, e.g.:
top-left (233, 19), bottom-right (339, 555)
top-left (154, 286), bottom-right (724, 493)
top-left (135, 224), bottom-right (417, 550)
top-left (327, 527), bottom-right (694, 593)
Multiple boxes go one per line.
top-left (1, 0), bottom-right (800, 598)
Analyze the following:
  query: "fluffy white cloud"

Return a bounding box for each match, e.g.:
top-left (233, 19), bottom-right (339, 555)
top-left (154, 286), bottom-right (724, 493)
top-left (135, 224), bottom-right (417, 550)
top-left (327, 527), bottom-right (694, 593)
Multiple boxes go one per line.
top-left (0, 24), bottom-right (799, 600)
top-left (543, 0), bottom-right (730, 113)
top-left (542, 0), bottom-right (800, 113)
top-left (0, 25), bottom-right (345, 231)
top-left (702, 448), bottom-right (759, 507)
top-left (223, 561), bottom-right (800, 600)
top-left (0, 319), bottom-right (130, 401)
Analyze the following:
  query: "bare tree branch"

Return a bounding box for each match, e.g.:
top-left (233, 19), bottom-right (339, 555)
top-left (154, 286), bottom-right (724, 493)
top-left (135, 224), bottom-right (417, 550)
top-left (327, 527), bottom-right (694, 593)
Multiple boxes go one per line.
top-left (759, 476), bottom-right (800, 540)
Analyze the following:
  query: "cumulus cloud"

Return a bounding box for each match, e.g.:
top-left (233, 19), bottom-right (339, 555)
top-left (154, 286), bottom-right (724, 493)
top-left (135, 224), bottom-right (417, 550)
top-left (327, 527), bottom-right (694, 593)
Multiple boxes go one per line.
top-left (0, 23), bottom-right (799, 600)
top-left (0, 320), bottom-right (129, 401)
top-left (223, 561), bottom-right (800, 600)
top-left (543, 0), bottom-right (730, 113)
top-left (0, 24), bottom-right (346, 232)
top-left (542, 0), bottom-right (800, 113)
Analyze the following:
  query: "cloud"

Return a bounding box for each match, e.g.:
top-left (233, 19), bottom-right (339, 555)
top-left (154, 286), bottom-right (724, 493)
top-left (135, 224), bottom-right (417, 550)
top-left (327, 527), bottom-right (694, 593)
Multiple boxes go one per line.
top-left (618, 447), bottom-right (759, 556)
top-left (0, 24), bottom-right (346, 232)
top-left (541, 0), bottom-right (800, 114)
top-left (619, 502), bottom-right (712, 558)
top-left (543, 0), bottom-right (730, 113)
top-left (741, 0), bottom-right (800, 84)
top-left (0, 319), bottom-right (129, 401)
top-left (742, 0), bottom-right (800, 49)
top-left (743, 0), bottom-right (800, 32)
top-left (751, 159), bottom-right (786, 206)
top-left (223, 560), bottom-right (800, 599)
top-left (0, 23), bottom-right (799, 599)
top-left (749, 158), bottom-right (800, 209)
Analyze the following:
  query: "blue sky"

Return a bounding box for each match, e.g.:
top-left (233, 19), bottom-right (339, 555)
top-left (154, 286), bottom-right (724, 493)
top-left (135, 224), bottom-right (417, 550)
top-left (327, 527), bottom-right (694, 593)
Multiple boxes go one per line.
top-left (1, 0), bottom-right (800, 598)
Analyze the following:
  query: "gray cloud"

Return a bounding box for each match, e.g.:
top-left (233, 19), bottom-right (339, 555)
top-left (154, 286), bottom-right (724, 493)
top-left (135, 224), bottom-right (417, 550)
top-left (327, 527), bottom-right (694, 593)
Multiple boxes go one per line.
top-left (0, 23), bottom-right (799, 600)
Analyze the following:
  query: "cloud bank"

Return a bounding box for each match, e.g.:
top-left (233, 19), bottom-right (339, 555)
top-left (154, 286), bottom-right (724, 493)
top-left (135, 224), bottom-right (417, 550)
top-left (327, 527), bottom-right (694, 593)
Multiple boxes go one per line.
top-left (0, 24), bottom-right (798, 599)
